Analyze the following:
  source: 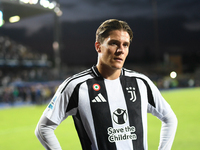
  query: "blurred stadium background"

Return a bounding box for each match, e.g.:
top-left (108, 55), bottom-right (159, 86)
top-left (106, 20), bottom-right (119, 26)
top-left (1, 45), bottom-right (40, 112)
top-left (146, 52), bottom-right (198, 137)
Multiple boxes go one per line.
top-left (0, 1), bottom-right (200, 150)
top-left (0, 0), bottom-right (199, 106)
top-left (0, 0), bottom-right (62, 107)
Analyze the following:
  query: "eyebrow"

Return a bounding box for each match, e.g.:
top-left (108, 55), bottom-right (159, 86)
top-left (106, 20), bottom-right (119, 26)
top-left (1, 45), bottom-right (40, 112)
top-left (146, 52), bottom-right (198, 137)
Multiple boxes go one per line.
top-left (109, 39), bottom-right (130, 45)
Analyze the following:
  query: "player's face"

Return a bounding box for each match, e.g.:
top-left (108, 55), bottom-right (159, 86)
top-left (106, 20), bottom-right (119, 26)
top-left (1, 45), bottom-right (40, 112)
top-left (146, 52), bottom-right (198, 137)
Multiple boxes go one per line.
top-left (95, 30), bottom-right (130, 70)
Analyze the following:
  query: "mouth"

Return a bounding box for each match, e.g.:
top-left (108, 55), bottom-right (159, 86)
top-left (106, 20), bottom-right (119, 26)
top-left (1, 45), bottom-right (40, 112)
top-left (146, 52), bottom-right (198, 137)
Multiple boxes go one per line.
top-left (114, 57), bottom-right (123, 62)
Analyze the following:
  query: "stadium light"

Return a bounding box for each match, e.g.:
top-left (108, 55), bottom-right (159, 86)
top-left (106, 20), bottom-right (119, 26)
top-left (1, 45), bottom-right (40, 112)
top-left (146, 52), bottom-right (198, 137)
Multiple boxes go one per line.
top-left (48, 1), bottom-right (56, 9)
top-left (30, 0), bottom-right (39, 4)
top-left (9, 15), bottom-right (20, 23)
top-left (19, 0), bottom-right (29, 4)
top-left (19, 0), bottom-right (57, 10)
top-left (40, 0), bottom-right (49, 8)
top-left (20, 0), bottom-right (38, 4)
top-left (54, 7), bottom-right (62, 16)
top-left (170, 71), bottom-right (177, 79)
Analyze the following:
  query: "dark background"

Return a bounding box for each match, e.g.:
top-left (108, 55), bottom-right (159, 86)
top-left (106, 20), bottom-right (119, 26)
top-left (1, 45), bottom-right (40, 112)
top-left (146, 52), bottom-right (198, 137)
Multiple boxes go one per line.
top-left (1, 0), bottom-right (200, 73)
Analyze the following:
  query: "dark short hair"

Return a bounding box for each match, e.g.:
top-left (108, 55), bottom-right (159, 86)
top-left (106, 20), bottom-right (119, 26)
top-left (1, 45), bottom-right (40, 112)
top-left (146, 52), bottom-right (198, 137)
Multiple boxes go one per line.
top-left (96, 19), bottom-right (133, 43)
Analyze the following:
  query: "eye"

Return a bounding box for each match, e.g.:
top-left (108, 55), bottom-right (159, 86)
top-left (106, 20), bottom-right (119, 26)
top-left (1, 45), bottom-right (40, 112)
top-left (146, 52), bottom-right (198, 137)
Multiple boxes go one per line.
top-left (111, 42), bottom-right (117, 45)
top-left (123, 42), bottom-right (130, 47)
top-left (108, 40), bottom-right (119, 46)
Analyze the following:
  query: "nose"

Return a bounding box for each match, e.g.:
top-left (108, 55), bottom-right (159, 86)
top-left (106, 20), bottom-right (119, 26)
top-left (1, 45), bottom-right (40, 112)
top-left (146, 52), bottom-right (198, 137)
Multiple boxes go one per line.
top-left (116, 45), bottom-right (124, 53)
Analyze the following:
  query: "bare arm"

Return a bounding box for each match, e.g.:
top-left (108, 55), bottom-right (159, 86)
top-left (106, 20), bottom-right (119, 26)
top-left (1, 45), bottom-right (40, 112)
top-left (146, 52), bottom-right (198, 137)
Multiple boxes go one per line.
top-left (35, 115), bottom-right (62, 150)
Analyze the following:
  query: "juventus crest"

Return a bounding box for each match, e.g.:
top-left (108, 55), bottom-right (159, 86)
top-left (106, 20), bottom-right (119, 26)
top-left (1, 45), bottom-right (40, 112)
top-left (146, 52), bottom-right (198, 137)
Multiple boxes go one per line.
top-left (126, 87), bottom-right (136, 102)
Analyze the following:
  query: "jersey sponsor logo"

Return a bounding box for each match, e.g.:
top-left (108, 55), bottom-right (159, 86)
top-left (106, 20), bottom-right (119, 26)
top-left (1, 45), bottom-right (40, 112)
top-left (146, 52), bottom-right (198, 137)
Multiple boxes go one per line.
top-left (113, 108), bottom-right (127, 125)
top-left (48, 103), bottom-right (53, 109)
top-left (107, 108), bottom-right (137, 143)
top-left (93, 83), bottom-right (100, 91)
top-left (48, 96), bottom-right (57, 110)
top-left (107, 126), bottom-right (137, 143)
top-left (92, 93), bottom-right (107, 102)
top-left (126, 87), bottom-right (136, 102)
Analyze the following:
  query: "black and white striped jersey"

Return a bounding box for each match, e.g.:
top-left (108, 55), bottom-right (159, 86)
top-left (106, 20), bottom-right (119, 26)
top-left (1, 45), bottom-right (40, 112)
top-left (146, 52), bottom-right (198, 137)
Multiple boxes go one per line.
top-left (44, 66), bottom-right (174, 150)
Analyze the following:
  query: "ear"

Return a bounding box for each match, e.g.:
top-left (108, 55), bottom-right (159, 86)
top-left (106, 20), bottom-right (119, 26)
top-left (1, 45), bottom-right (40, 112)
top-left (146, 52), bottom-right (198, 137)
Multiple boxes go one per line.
top-left (95, 41), bottom-right (101, 53)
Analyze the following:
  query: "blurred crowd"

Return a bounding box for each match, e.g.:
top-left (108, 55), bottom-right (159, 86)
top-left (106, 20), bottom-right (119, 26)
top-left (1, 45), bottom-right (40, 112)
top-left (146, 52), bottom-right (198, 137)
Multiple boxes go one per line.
top-left (0, 36), bottom-right (199, 107)
top-left (0, 36), bottom-right (61, 106)
top-left (0, 36), bottom-right (48, 62)
top-left (0, 81), bottom-right (60, 105)
top-left (151, 74), bottom-right (199, 89)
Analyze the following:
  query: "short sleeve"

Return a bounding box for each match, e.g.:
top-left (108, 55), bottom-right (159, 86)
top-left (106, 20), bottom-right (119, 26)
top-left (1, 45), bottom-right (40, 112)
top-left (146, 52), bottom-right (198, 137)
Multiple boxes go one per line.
top-left (43, 79), bottom-right (78, 125)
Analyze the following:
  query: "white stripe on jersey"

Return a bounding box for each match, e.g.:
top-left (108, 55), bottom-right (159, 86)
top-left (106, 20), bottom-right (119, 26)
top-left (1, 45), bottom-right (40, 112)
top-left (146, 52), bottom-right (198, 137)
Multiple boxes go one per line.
top-left (78, 82), bottom-right (98, 150)
top-left (105, 78), bottom-right (134, 150)
top-left (98, 93), bottom-right (107, 102)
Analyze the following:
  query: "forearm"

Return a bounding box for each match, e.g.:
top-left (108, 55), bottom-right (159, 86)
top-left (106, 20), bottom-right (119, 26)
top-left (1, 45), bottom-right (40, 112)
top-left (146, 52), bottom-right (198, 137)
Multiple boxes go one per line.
top-left (35, 115), bottom-right (62, 150)
top-left (158, 111), bottom-right (178, 150)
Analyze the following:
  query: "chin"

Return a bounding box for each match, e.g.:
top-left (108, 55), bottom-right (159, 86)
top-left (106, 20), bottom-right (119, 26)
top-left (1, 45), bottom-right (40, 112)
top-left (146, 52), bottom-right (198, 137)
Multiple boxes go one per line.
top-left (111, 64), bottom-right (123, 70)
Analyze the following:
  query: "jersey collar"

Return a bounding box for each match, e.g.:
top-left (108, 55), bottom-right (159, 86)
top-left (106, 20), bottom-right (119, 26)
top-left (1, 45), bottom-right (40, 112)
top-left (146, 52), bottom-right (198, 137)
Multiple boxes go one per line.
top-left (91, 65), bottom-right (124, 78)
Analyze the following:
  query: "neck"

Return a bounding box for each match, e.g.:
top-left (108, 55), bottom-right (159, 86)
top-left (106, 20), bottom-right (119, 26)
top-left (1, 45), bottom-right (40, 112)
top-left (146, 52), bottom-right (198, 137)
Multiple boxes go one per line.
top-left (96, 64), bottom-right (121, 80)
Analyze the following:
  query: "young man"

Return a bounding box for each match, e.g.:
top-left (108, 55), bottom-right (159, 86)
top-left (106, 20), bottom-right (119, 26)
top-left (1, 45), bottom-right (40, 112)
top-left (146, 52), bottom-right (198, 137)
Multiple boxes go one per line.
top-left (35, 19), bottom-right (177, 150)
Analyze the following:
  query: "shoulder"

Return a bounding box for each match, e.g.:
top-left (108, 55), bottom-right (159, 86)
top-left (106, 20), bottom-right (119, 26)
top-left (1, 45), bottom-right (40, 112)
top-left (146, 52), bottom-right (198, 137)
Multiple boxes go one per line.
top-left (58, 68), bottom-right (94, 93)
top-left (122, 68), bottom-right (150, 81)
top-left (122, 68), bottom-right (157, 88)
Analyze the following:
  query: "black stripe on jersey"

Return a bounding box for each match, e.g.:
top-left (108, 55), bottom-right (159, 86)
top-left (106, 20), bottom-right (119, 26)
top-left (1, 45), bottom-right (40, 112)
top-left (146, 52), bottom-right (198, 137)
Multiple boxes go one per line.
top-left (66, 83), bottom-right (82, 113)
top-left (120, 76), bottom-right (144, 150)
top-left (137, 78), bottom-right (156, 108)
top-left (87, 78), bottom-right (117, 150)
top-left (91, 66), bottom-right (101, 77)
top-left (65, 69), bottom-right (93, 112)
top-left (73, 110), bottom-right (92, 150)
top-left (121, 67), bottom-right (125, 75)
top-left (123, 68), bottom-right (156, 108)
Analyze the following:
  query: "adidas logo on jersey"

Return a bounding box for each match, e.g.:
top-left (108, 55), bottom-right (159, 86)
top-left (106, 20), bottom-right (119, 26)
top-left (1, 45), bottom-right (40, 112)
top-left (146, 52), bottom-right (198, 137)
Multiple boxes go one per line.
top-left (92, 93), bottom-right (107, 103)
